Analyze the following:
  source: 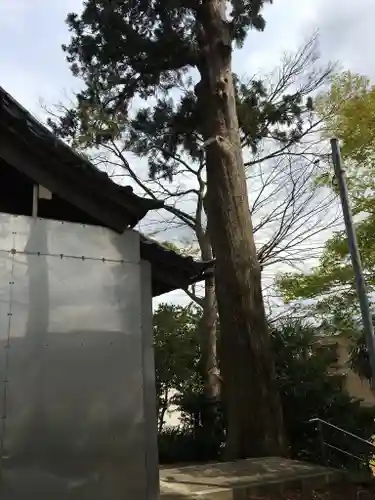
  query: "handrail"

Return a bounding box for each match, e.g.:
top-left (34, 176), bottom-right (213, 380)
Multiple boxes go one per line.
top-left (309, 418), bottom-right (375, 450)
top-left (324, 442), bottom-right (366, 464)
top-left (309, 417), bottom-right (375, 468)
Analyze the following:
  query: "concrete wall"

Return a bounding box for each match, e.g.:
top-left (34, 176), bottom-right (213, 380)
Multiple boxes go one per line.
top-left (335, 337), bottom-right (375, 407)
top-left (0, 214), bottom-right (159, 499)
top-left (318, 335), bottom-right (375, 407)
top-left (141, 261), bottom-right (160, 499)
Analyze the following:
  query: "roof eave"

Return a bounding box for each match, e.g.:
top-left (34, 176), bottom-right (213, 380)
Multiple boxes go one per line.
top-left (0, 86), bottom-right (163, 231)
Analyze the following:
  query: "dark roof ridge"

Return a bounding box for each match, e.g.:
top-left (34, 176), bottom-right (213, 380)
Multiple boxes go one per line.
top-left (0, 85), bottom-right (163, 226)
top-left (0, 85), bottom-right (215, 296)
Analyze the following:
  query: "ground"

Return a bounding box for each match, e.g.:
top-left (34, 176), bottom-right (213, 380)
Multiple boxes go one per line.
top-left (265, 482), bottom-right (375, 499)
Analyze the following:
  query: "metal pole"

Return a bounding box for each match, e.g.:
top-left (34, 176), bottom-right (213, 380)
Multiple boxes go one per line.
top-left (330, 138), bottom-right (375, 385)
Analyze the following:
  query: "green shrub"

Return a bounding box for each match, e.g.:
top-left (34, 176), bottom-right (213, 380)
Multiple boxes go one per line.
top-left (156, 316), bottom-right (375, 468)
top-left (158, 426), bottom-right (222, 464)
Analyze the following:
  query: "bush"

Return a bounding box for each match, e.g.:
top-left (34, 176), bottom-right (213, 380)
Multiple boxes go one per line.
top-left (158, 426), bottom-right (222, 464)
top-left (272, 321), bottom-right (375, 469)
top-left (157, 319), bottom-right (375, 468)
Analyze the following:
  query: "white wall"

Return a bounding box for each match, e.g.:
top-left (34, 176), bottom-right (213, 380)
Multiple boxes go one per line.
top-left (0, 214), bottom-right (158, 500)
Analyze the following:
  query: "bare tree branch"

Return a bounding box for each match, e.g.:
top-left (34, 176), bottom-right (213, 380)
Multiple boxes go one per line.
top-left (45, 34), bottom-right (336, 312)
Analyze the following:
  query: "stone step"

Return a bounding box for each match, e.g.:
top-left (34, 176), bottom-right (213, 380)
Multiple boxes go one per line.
top-left (160, 457), bottom-right (346, 499)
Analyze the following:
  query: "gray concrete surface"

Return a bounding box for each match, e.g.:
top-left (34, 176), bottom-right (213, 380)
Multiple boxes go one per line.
top-left (160, 457), bottom-right (344, 499)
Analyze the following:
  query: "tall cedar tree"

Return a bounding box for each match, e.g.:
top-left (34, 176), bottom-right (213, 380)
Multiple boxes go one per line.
top-left (62, 0), bottom-right (287, 458)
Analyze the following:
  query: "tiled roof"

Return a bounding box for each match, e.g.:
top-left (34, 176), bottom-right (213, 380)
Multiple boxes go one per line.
top-left (0, 86), bottom-right (163, 229)
top-left (139, 235), bottom-right (213, 295)
top-left (0, 86), bottom-right (213, 296)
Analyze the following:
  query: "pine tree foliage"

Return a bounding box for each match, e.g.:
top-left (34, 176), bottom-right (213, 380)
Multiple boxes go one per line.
top-left (51, 0), bottom-right (312, 181)
top-left (50, 77), bottom-right (310, 181)
top-left (63, 0), bottom-right (272, 100)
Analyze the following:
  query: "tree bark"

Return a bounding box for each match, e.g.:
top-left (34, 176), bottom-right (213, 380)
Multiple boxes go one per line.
top-left (201, 274), bottom-right (220, 401)
top-left (195, 0), bottom-right (287, 459)
top-left (198, 232), bottom-right (220, 403)
top-left (157, 386), bottom-right (169, 433)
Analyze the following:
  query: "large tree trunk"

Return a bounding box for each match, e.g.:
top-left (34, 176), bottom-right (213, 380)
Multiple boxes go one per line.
top-left (195, 0), bottom-right (287, 459)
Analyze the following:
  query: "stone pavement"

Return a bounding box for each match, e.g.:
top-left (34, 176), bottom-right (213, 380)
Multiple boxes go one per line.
top-left (160, 457), bottom-right (344, 499)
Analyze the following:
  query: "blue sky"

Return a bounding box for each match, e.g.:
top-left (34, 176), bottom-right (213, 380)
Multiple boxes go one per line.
top-left (0, 0), bottom-right (374, 117)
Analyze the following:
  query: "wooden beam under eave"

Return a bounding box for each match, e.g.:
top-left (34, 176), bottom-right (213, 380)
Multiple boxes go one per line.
top-left (0, 137), bottom-right (128, 233)
top-left (150, 265), bottom-right (193, 296)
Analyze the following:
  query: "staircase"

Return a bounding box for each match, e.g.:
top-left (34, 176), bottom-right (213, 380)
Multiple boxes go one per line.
top-left (160, 419), bottom-right (375, 499)
top-left (309, 417), bottom-right (375, 475)
top-left (160, 457), bottom-right (345, 499)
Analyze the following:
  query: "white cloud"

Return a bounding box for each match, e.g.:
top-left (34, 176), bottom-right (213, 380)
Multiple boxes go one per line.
top-left (0, 0), bottom-right (82, 115)
top-left (234, 0), bottom-right (375, 79)
top-left (314, 0), bottom-right (375, 78)
top-left (233, 0), bottom-right (317, 75)
top-left (1, 0), bottom-right (374, 115)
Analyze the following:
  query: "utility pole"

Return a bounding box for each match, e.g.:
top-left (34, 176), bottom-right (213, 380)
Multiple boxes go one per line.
top-left (331, 138), bottom-right (375, 385)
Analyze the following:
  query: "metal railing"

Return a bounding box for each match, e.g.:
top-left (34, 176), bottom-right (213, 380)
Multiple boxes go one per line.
top-left (309, 417), bottom-right (375, 468)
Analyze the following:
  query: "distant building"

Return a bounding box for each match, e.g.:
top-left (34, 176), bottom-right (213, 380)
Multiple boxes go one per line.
top-left (317, 334), bottom-right (375, 407)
